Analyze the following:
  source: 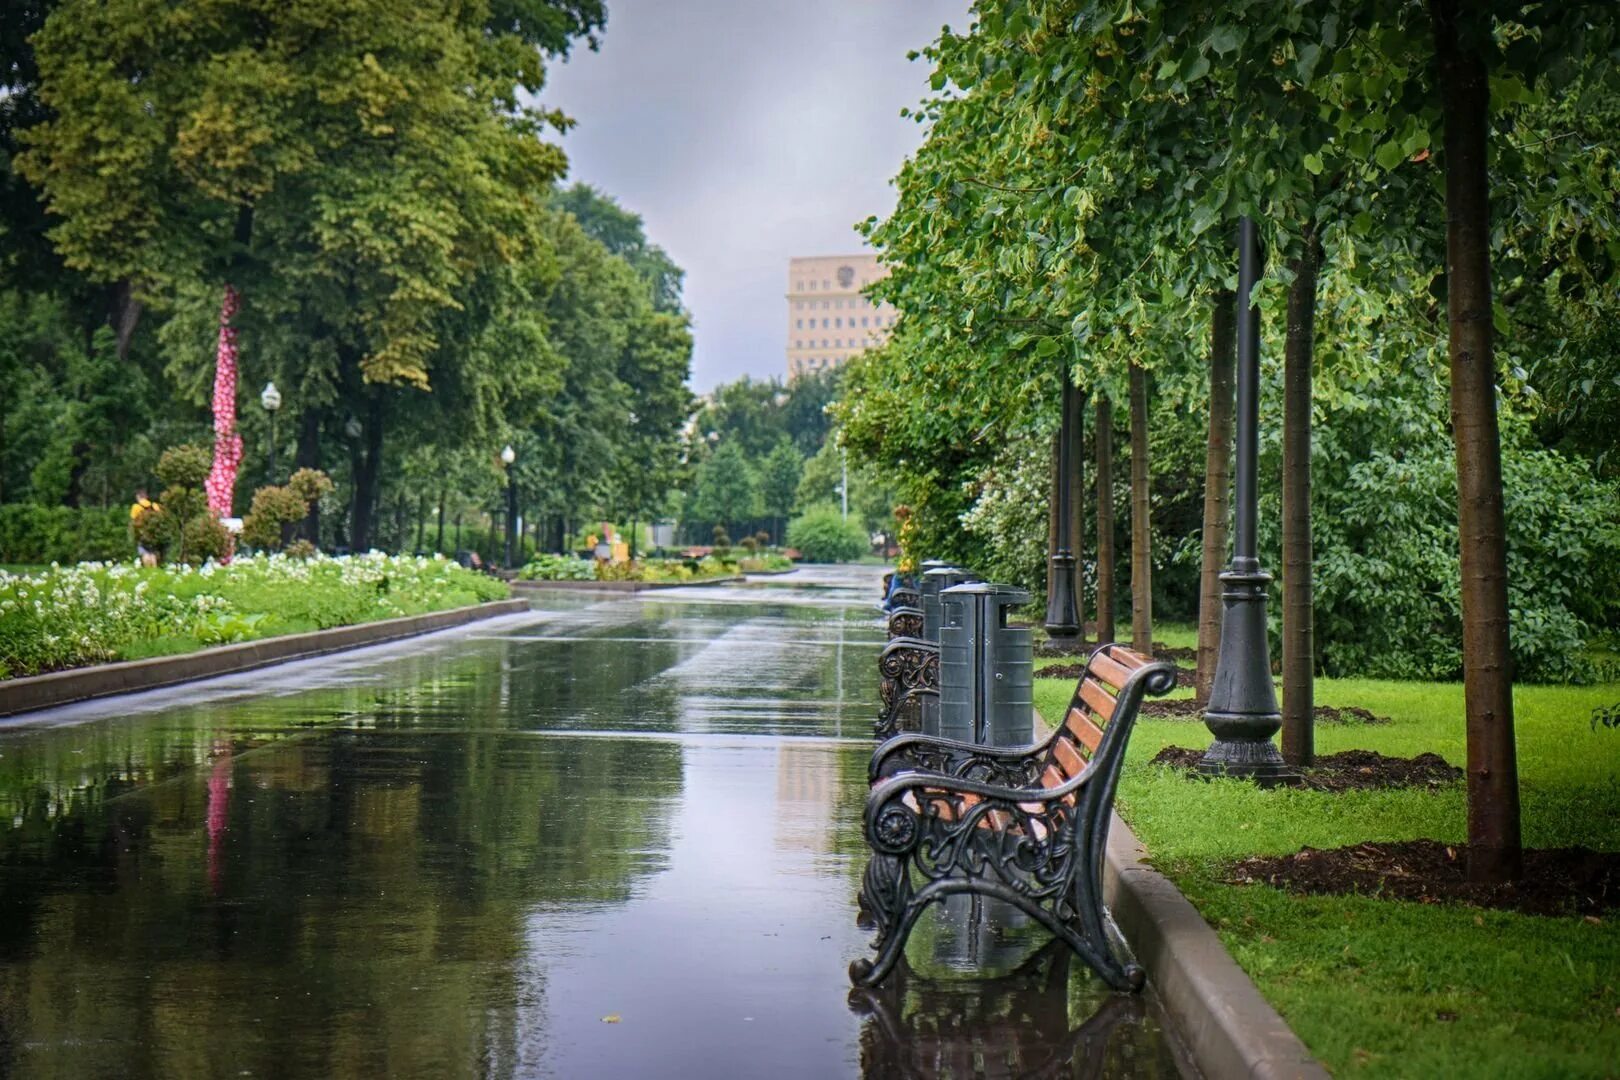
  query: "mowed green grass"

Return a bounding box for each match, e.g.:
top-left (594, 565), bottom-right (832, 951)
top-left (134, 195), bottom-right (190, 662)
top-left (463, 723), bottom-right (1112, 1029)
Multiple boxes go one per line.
top-left (1033, 670), bottom-right (1620, 1077)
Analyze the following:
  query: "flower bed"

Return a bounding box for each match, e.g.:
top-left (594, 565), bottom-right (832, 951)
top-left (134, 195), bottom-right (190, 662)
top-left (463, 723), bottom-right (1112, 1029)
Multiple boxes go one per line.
top-left (0, 553), bottom-right (509, 679)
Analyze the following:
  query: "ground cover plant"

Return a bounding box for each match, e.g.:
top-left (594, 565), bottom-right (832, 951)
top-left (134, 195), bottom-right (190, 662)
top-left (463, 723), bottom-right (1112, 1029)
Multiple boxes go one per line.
top-left (0, 553), bottom-right (508, 679)
top-left (1033, 672), bottom-right (1620, 1077)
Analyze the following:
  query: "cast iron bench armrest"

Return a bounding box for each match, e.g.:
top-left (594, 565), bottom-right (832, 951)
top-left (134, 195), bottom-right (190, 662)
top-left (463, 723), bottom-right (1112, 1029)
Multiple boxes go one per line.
top-left (863, 766), bottom-right (1094, 848)
top-left (869, 731), bottom-right (1043, 784)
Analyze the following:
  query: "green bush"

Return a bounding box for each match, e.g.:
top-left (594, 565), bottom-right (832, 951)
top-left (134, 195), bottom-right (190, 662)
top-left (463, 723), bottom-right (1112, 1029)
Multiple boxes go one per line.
top-left (787, 504), bottom-right (869, 563)
top-left (517, 553), bottom-right (594, 581)
top-left (0, 504), bottom-right (131, 564)
top-left (1314, 447), bottom-right (1620, 683)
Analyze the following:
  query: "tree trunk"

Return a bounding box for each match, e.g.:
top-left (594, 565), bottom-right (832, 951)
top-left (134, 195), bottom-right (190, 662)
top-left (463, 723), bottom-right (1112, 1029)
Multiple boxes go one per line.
top-left (1196, 293), bottom-right (1236, 704)
top-left (1128, 363), bottom-right (1152, 654)
top-left (1432, 0), bottom-right (1521, 883)
top-left (108, 280), bottom-right (144, 361)
top-left (296, 409), bottom-right (321, 545)
top-left (1094, 398), bottom-right (1116, 644)
top-left (1282, 231), bottom-right (1321, 767)
top-left (436, 489), bottom-right (447, 552)
top-left (350, 394), bottom-right (385, 552)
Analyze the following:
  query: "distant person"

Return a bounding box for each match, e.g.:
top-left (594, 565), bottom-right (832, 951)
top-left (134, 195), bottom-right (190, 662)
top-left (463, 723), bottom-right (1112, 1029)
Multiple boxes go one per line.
top-left (129, 488), bottom-right (159, 566)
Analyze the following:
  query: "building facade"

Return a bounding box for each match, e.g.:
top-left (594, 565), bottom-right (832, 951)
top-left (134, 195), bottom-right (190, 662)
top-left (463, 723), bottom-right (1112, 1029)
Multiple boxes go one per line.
top-left (785, 254), bottom-right (897, 380)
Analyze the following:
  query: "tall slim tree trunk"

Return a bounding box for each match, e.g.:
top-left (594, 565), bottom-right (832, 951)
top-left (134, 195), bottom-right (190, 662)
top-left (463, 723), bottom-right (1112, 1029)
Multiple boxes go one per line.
top-left (1433, 0), bottom-right (1521, 883)
top-left (1128, 363), bottom-right (1152, 654)
top-left (436, 489), bottom-right (447, 552)
top-left (108, 280), bottom-right (144, 361)
top-left (350, 394), bottom-right (385, 551)
top-left (296, 409), bottom-right (321, 545)
top-left (1282, 231), bottom-right (1321, 767)
top-left (1196, 293), bottom-right (1236, 704)
top-left (1094, 398), bottom-right (1116, 644)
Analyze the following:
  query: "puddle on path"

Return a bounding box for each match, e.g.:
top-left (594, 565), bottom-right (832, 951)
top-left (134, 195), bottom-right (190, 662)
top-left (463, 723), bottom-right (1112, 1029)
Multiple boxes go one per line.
top-left (0, 565), bottom-right (1192, 1078)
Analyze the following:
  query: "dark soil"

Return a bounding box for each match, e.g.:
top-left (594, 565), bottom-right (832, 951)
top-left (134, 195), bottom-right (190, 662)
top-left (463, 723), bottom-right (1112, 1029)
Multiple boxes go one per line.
top-left (1133, 702), bottom-right (1391, 724)
top-left (1226, 840), bottom-right (1620, 917)
top-left (1148, 746), bottom-right (1462, 792)
top-left (1034, 639), bottom-right (1198, 659)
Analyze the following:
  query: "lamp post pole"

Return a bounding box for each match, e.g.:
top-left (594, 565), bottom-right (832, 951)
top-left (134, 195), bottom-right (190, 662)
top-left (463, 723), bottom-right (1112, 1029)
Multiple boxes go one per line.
top-left (501, 444), bottom-right (517, 569)
top-left (260, 382), bottom-right (281, 483)
top-left (1044, 372), bottom-right (1081, 638)
top-left (1199, 217), bottom-right (1292, 782)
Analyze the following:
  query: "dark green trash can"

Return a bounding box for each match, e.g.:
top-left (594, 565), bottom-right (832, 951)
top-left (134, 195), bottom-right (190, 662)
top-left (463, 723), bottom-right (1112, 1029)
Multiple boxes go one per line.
top-left (937, 583), bottom-right (1034, 746)
top-left (922, 565), bottom-right (977, 642)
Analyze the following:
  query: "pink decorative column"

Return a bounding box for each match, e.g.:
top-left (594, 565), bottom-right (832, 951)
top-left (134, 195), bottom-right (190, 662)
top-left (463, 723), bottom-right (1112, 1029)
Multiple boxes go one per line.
top-left (205, 285), bottom-right (244, 523)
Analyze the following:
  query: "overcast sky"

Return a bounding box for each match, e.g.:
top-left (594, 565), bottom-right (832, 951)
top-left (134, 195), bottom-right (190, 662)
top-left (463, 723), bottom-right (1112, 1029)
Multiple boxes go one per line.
top-left (538, 0), bottom-right (971, 393)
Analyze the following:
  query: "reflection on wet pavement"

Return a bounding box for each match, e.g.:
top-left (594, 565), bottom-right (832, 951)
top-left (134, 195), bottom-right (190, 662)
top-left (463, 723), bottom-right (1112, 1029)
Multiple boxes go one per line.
top-left (0, 564), bottom-right (1191, 1078)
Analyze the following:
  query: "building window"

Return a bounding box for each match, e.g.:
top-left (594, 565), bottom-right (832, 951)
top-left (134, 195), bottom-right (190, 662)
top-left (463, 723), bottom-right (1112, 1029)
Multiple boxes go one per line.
top-left (796, 319), bottom-right (802, 328)
top-left (861, 317), bottom-right (868, 327)
top-left (835, 317), bottom-right (842, 328)
top-left (823, 280), bottom-right (830, 289)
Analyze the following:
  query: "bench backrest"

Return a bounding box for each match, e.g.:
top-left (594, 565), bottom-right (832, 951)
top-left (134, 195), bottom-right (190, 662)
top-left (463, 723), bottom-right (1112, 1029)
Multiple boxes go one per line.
top-left (1041, 644), bottom-right (1166, 793)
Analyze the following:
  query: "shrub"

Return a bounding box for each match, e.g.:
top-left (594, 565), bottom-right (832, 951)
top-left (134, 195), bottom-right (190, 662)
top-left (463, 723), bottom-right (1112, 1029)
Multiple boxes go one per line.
top-left (787, 504), bottom-right (869, 563)
top-left (0, 505), bottom-right (131, 564)
top-left (138, 444), bottom-right (228, 565)
top-left (241, 469), bottom-right (332, 551)
top-left (517, 553), bottom-right (594, 581)
top-left (1314, 446), bottom-right (1620, 683)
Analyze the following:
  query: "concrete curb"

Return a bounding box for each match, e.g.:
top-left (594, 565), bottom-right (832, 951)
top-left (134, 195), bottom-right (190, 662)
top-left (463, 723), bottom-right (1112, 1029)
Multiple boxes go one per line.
top-left (1104, 813), bottom-right (1330, 1080)
top-left (510, 575), bottom-right (745, 593)
top-left (0, 597), bottom-right (532, 719)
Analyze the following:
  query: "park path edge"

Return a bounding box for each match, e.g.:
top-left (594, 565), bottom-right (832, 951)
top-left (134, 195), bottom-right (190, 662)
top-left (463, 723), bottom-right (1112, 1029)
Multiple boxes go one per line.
top-left (0, 597), bottom-right (531, 718)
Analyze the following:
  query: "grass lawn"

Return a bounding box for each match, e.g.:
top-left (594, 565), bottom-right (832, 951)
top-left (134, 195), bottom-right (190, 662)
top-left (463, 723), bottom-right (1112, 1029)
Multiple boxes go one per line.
top-left (0, 553), bottom-right (510, 679)
top-left (1034, 669), bottom-right (1620, 1077)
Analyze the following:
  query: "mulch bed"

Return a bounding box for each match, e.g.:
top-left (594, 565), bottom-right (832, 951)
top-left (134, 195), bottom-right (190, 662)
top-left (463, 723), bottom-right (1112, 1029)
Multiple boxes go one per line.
top-left (1133, 701), bottom-right (1392, 724)
top-left (1226, 840), bottom-right (1620, 917)
top-left (1149, 746), bottom-right (1462, 792)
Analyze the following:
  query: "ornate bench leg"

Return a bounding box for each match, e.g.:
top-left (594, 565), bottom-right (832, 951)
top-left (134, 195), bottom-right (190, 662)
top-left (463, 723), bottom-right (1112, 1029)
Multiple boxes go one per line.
top-left (851, 851), bottom-right (915, 985)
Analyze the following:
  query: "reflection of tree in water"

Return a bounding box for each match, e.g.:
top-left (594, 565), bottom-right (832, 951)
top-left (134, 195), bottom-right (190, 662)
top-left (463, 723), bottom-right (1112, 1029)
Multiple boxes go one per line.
top-left (851, 942), bottom-right (1182, 1079)
top-left (0, 722), bottom-right (682, 1079)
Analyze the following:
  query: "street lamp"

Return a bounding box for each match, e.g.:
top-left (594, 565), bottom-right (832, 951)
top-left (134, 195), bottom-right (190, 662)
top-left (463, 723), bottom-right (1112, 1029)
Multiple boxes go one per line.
top-left (1198, 217), bottom-right (1291, 782)
top-left (500, 444), bottom-right (517, 568)
top-left (1045, 372), bottom-right (1081, 638)
top-left (260, 381), bottom-right (282, 482)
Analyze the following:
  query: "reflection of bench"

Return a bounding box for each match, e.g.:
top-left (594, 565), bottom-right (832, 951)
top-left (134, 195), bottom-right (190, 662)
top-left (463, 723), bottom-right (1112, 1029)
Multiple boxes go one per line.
top-left (851, 941), bottom-right (1145, 1079)
top-left (852, 643), bottom-right (1175, 991)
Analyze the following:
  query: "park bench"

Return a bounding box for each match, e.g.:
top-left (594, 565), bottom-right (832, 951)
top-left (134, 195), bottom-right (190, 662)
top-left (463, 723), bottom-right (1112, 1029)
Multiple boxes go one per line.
top-left (876, 634), bottom-right (939, 739)
top-left (851, 642), bottom-right (1175, 992)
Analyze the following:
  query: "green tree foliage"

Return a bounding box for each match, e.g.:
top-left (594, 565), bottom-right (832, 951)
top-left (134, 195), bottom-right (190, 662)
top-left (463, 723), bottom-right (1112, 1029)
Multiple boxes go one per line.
top-left (759, 439), bottom-right (803, 543)
top-left (689, 441), bottom-right (760, 535)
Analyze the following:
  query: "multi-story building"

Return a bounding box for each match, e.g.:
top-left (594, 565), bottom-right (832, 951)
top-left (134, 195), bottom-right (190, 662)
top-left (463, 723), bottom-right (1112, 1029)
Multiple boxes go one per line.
top-left (785, 254), bottom-right (897, 380)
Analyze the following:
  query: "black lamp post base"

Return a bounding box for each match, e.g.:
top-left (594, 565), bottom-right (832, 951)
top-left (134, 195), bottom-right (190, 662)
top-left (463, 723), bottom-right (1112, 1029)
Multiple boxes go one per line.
top-left (1196, 732), bottom-right (1298, 785)
top-left (1044, 553), bottom-right (1080, 638)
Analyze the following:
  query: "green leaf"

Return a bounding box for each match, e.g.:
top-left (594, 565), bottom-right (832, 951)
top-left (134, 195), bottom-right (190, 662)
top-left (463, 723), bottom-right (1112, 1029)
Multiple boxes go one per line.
top-left (1374, 140), bottom-right (1406, 171)
top-left (1303, 152), bottom-right (1324, 176)
top-left (1207, 25), bottom-right (1244, 56)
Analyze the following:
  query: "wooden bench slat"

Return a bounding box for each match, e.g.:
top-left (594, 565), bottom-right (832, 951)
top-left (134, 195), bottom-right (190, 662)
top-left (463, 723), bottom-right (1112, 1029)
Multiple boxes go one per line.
top-left (1052, 735), bottom-right (1087, 779)
top-left (1080, 679), bottom-right (1118, 723)
top-left (1088, 652), bottom-right (1134, 691)
top-left (1112, 647), bottom-right (1150, 670)
top-left (1065, 706), bottom-right (1106, 754)
top-left (1041, 763), bottom-right (1067, 790)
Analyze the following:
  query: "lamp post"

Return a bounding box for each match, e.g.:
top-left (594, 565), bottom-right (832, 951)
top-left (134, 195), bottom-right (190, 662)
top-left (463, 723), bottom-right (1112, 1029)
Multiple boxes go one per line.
top-left (501, 444), bottom-right (517, 569)
top-left (1198, 217), bottom-right (1292, 782)
top-left (1045, 372), bottom-right (1082, 639)
top-left (260, 381), bottom-right (281, 482)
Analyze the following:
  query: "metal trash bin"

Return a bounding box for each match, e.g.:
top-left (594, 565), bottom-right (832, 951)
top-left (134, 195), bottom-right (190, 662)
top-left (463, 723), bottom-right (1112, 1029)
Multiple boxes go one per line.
top-left (937, 583), bottom-right (1034, 746)
top-left (922, 566), bottom-right (978, 643)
